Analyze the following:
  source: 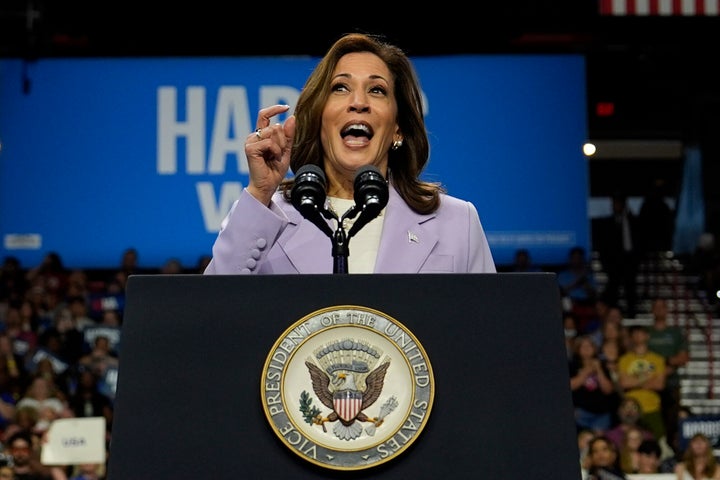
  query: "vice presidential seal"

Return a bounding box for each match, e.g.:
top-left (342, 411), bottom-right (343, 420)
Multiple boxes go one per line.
top-left (260, 305), bottom-right (434, 470)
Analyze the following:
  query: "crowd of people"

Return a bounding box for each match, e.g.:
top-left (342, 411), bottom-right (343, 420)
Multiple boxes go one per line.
top-left (0, 248), bottom-right (213, 479)
top-left (506, 229), bottom-right (720, 480)
top-left (549, 242), bottom-right (719, 479)
top-left (0, 239), bottom-right (717, 479)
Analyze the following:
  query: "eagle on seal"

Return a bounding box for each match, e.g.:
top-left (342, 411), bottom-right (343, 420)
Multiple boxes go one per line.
top-left (305, 359), bottom-right (390, 440)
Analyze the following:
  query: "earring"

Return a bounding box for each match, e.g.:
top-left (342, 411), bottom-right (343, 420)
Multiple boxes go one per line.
top-left (392, 139), bottom-right (403, 150)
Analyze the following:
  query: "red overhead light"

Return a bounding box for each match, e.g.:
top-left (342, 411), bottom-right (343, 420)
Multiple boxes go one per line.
top-left (596, 101), bottom-right (615, 117)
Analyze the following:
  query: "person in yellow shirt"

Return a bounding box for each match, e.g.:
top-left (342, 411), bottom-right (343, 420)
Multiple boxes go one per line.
top-left (618, 324), bottom-right (666, 441)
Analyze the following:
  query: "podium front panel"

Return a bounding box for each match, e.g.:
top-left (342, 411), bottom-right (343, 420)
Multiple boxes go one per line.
top-left (107, 273), bottom-right (579, 479)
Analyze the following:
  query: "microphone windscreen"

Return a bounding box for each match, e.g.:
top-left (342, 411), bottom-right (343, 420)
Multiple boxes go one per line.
top-left (291, 164), bottom-right (327, 213)
top-left (353, 165), bottom-right (388, 210)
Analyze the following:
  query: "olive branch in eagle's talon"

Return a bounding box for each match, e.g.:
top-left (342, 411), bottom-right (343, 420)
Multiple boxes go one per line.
top-left (299, 390), bottom-right (326, 432)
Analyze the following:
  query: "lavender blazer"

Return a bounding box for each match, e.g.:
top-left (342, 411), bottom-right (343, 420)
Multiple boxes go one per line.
top-left (204, 186), bottom-right (496, 274)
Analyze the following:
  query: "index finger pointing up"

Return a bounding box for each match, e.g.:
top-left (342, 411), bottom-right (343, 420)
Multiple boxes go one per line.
top-left (256, 104), bottom-right (291, 130)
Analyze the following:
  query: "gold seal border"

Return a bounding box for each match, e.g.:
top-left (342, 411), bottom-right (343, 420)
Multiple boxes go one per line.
top-left (260, 305), bottom-right (435, 471)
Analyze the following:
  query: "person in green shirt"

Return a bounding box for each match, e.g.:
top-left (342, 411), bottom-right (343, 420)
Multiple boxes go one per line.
top-left (647, 298), bottom-right (689, 455)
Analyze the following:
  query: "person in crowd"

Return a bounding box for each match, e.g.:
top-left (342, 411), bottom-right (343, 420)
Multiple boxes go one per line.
top-left (117, 248), bottom-right (141, 278)
top-left (585, 434), bottom-right (628, 480)
top-left (605, 395), bottom-right (655, 451)
top-left (590, 306), bottom-right (628, 352)
top-left (618, 425), bottom-right (645, 474)
top-left (202, 32), bottom-right (495, 275)
top-left (69, 463), bottom-right (105, 480)
top-left (78, 337), bottom-right (118, 382)
top-left (557, 246), bottom-right (598, 332)
top-left (25, 252), bottom-right (68, 302)
top-left (599, 338), bottom-right (623, 401)
top-left (66, 295), bottom-right (96, 332)
top-left (65, 269), bottom-right (90, 302)
top-left (618, 324), bottom-right (666, 441)
top-left (579, 428), bottom-right (596, 473)
top-left (3, 304), bottom-right (38, 367)
top-left (558, 246), bottom-right (598, 307)
top-left (0, 463), bottom-right (13, 480)
top-left (595, 191), bottom-right (640, 319)
top-left (15, 374), bottom-right (69, 436)
top-left (569, 335), bottom-right (618, 434)
top-left (2, 405), bottom-right (39, 444)
top-left (674, 432), bottom-right (720, 480)
top-left (0, 357), bottom-right (19, 440)
top-left (38, 307), bottom-right (85, 367)
top-left (159, 258), bottom-right (183, 275)
top-left (508, 248), bottom-right (542, 272)
top-left (637, 178), bottom-right (675, 254)
top-left (647, 297), bottom-right (689, 455)
top-left (0, 331), bottom-right (28, 394)
top-left (3, 430), bottom-right (66, 480)
top-left (636, 437), bottom-right (674, 474)
top-left (564, 311), bottom-right (579, 361)
top-left (67, 367), bottom-right (113, 442)
top-left (0, 256), bottom-right (27, 308)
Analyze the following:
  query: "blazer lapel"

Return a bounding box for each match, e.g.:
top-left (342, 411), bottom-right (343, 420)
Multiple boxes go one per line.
top-left (281, 207), bottom-right (335, 273)
top-left (374, 188), bottom-right (438, 273)
top-left (279, 187), bottom-right (438, 273)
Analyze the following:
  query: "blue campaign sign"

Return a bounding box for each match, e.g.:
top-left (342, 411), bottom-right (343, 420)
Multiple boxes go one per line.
top-left (0, 54), bottom-right (587, 269)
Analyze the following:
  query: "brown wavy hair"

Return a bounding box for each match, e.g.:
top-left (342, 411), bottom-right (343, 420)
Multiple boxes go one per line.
top-left (280, 32), bottom-right (444, 214)
top-left (682, 433), bottom-right (718, 478)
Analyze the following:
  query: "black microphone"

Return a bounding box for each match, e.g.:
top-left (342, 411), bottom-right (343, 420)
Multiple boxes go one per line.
top-left (290, 164), bottom-right (333, 237)
top-left (346, 165), bottom-right (389, 238)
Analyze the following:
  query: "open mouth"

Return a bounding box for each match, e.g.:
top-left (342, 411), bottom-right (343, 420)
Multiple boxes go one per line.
top-left (341, 122), bottom-right (374, 140)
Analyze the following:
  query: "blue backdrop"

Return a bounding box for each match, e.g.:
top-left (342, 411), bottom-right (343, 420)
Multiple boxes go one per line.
top-left (0, 54), bottom-right (588, 269)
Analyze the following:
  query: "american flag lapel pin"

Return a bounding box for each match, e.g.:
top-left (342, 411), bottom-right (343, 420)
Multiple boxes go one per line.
top-left (407, 231), bottom-right (419, 244)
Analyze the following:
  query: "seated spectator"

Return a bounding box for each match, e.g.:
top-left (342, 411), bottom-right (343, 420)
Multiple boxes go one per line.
top-left (159, 257), bottom-right (183, 275)
top-left (2, 405), bottom-right (38, 442)
top-left (69, 462), bottom-right (106, 480)
top-left (15, 375), bottom-right (69, 436)
top-left (38, 306), bottom-right (86, 366)
top-left (79, 337), bottom-right (118, 379)
top-left (564, 311), bottom-right (578, 361)
top-left (67, 295), bottom-right (96, 331)
top-left (674, 433), bottom-right (720, 480)
top-left (636, 438), bottom-right (675, 474)
top-left (578, 428), bottom-right (595, 473)
top-left (605, 397), bottom-right (654, 451)
top-left (0, 256), bottom-right (27, 309)
top-left (3, 430), bottom-right (64, 480)
top-left (585, 435), bottom-right (628, 479)
top-left (618, 426), bottom-right (644, 474)
top-left (0, 463), bottom-right (13, 480)
top-left (509, 248), bottom-right (542, 272)
top-left (68, 367), bottom-right (113, 441)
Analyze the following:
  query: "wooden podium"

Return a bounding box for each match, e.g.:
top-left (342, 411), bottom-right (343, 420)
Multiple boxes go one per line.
top-left (107, 273), bottom-right (580, 479)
